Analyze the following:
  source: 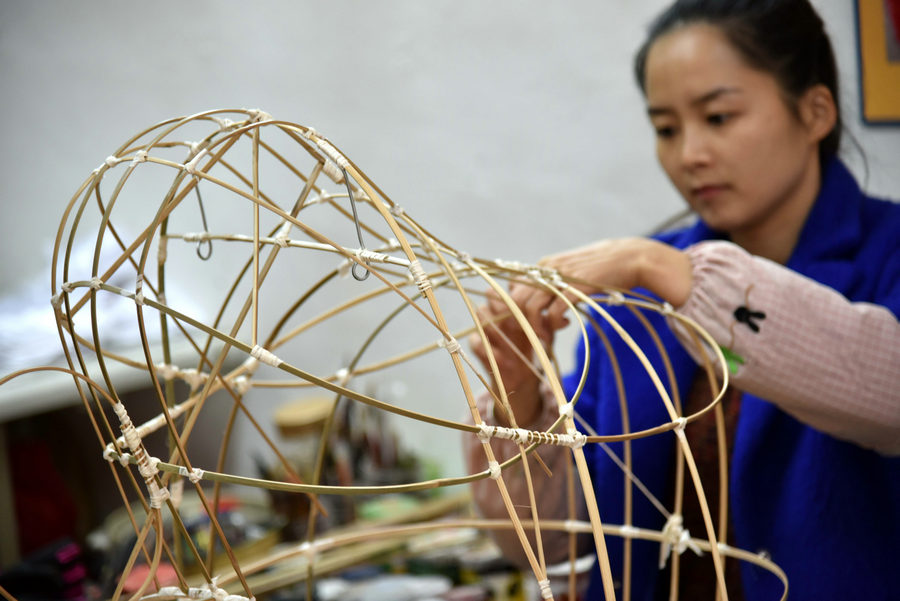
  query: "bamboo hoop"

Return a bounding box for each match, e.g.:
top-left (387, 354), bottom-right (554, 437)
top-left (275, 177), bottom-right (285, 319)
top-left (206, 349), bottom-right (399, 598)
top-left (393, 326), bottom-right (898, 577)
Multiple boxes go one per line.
top-left (1, 109), bottom-right (788, 601)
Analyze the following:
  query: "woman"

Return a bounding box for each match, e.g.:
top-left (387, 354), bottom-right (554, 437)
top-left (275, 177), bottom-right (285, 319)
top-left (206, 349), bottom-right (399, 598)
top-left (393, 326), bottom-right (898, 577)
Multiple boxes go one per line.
top-left (465, 1), bottom-right (900, 599)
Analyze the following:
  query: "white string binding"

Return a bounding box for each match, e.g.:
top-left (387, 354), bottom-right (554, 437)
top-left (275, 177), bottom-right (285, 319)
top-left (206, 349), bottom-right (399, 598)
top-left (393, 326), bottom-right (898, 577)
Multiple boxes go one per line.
top-left (134, 273), bottom-right (145, 306)
top-left (214, 117), bottom-right (236, 132)
top-left (183, 148), bottom-right (208, 175)
top-left (178, 465), bottom-right (204, 484)
top-left (409, 260), bottom-right (432, 293)
top-left (658, 513), bottom-right (702, 569)
top-left (475, 423), bottom-right (587, 449)
top-left (321, 159), bottom-right (344, 183)
top-left (334, 367), bottom-right (351, 386)
top-left (158, 235), bottom-right (168, 264)
top-left (607, 290), bottom-right (626, 306)
top-left (537, 578), bottom-right (553, 600)
top-left (315, 138), bottom-right (349, 169)
top-left (155, 363), bottom-right (178, 381)
top-left (183, 232), bottom-right (211, 243)
top-left (113, 402), bottom-right (170, 509)
top-left (233, 375), bottom-right (251, 395)
top-left (250, 345), bottom-right (282, 367)
top-left (131, 149), bottom-right (148, 166)
top-left (437, 336), bottom-right (461, 355)
top-left (245, 108), bottom-right (272, 123)
top-left (487, 460), bottom-right (502, 480)
top-left (274, 221), bottom-right (292, 248)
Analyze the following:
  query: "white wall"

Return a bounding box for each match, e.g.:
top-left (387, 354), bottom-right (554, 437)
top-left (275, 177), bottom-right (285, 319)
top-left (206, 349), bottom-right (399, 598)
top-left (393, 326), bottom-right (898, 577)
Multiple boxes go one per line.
top-left (1, 1), bottom-right (897, 480)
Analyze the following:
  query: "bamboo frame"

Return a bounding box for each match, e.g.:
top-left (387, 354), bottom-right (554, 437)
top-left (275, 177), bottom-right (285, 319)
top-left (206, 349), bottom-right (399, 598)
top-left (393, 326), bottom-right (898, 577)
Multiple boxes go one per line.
top-left (1, 109), bottom-right (788, 601)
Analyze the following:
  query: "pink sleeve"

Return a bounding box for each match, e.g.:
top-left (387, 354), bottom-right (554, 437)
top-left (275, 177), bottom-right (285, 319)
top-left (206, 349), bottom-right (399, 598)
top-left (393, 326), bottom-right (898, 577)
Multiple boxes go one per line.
top-left (463, 390), bottom-right (589, 567)
top-left (673, 240), bottom-right (900, 455)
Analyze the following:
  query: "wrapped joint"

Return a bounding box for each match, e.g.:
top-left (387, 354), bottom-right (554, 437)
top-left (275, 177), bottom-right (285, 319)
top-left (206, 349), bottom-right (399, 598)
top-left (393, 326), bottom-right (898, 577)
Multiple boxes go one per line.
top-left (149, 484), bottom-right (170, 509)
top-left (183, 232), bottom-right (211, 243)
top-left (113, 403), bottom-right (142, 452)
top-left (662, 301), bottom-right (675, 315)
top-left (183, 148), bottom-right (208, 175)
top-left (659, 513), bottom-right (701, 569)
top-left (105, 155), bottom-right (122, 168)
top-left (250, 345), bottom-right (282, 367)
top-left (50, 293), bottom-right (62, 309)
top-left (88, 277), bottom-right (103, 290)
top-left (357, 248), bottom-right (389, 263)
top-left (61, 282), bottom-right (75, 293)
top-left (131, 150), bottom-right (149, 166)
top-left (315, 138), bottom-right (349, 169)
top-left (138, 456), bottom-right (161, 480)
top-left (233, 375), bottom-right (251, 395)
top-left (559, 403), bottom-right (574, 419)
top-left (409, 260), bottom-right (432, 294)
top-left (607, 290), bottom-right (626, 306)
top-left (298, 541), bottom-right (319, 564)
top-left (179, 465), bottom-right (205, 484)
top-left (103, 443), bottom-right (118, 463)
top-left (181, 368), bottom-right (207, 389)
top-left (673, 416), bottom-right (687, 441)
top-left (334, 367), bottom-right (351, 386)
top-left (158, 235), bottom-right (168, 264)
top-left (537, 578), bottom-right (553, 600)
top-left (274, 221), bottom-right (292, 248)
top-left (389, 204), bottom-right (405, 217)
top-left (487, 460), bottom-right (502, 480)
top-left (321, 159), bottom-right (345, 183)
top-left (215, 117), bottom-right (236, 132)
top-left (476, 423), bottom-right (587, 449)
top-left (245, 108), bottom-right (272, 122)
top-left (241, 356), bottom-right (259, 375)
top-left (437, 336), bottom-right (461, 355)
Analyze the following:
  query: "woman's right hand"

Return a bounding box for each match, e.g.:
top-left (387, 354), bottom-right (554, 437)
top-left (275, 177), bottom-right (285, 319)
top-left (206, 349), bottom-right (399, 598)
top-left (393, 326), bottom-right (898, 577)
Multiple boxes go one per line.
top-left (468, 280), bottom-right (557, 427)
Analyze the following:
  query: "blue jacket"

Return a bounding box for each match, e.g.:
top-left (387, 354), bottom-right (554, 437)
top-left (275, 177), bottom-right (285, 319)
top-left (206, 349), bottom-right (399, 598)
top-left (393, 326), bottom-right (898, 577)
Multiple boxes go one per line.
top-left (570, 159), bottom-right (900, 600)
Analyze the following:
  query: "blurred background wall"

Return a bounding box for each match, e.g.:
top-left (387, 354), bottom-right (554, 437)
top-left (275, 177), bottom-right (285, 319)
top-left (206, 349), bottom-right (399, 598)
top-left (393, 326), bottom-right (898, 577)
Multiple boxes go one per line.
top-left (1, 0), bottom-right (897, 480)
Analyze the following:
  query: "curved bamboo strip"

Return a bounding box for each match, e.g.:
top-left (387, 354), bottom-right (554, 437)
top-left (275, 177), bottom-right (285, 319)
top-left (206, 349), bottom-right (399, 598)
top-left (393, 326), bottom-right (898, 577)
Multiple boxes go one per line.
top-left (0, 109), bottom-right (788, 601)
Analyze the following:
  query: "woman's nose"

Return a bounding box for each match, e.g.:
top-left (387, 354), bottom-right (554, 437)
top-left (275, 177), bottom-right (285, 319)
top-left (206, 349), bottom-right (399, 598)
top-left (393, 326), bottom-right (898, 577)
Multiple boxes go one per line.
top-left (680, 125), bottom-right (712, 169)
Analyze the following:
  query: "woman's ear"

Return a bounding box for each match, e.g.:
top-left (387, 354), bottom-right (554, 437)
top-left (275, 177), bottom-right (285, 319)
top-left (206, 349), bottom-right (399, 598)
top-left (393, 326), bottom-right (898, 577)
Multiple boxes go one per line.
top-left (799, 84), bottom-right (838, 144)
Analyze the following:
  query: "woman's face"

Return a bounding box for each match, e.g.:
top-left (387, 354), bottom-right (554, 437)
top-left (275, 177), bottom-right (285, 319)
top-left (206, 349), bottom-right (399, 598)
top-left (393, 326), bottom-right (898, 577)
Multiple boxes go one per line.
top-left (644, 24), bottom-right (821, 240)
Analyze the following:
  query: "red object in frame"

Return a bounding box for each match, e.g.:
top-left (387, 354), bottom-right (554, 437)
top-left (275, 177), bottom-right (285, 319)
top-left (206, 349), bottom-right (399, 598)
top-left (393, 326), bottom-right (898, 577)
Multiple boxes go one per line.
top-left (888, 0), bottom-right (900, 46)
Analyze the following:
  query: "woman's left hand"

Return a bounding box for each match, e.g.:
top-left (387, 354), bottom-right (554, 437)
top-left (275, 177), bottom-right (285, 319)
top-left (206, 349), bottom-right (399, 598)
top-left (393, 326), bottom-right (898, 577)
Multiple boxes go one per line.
top-left (514, 237), bottom-right (694, 333)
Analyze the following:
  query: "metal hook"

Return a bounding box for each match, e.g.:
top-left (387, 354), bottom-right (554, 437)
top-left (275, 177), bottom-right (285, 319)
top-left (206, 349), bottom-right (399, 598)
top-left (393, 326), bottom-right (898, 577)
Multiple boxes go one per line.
top-left (194, 178), bottom-right (212, 261)
top-left (340, 166), bottom-right (369, 281)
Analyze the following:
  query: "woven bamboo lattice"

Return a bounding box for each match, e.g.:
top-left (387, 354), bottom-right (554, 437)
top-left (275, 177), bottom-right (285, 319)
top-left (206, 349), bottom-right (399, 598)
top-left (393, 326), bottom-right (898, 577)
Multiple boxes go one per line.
top-left (2, 109), bottom-right (789, 601)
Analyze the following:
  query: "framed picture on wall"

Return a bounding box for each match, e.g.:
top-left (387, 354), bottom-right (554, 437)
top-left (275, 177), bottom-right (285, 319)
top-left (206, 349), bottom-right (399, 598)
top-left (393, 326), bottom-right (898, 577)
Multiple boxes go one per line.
top-left (856, 0), bottom-right (900, 124)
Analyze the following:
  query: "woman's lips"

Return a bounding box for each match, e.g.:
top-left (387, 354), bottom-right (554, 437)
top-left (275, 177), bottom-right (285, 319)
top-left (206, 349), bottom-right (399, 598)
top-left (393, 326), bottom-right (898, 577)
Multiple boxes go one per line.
top-left (692, 184), bottom-right (728, 202)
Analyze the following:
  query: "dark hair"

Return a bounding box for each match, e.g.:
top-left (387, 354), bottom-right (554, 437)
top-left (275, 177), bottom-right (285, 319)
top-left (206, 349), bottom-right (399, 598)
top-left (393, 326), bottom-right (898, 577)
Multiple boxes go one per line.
top-left (634, 0), bottom-right (842, 166)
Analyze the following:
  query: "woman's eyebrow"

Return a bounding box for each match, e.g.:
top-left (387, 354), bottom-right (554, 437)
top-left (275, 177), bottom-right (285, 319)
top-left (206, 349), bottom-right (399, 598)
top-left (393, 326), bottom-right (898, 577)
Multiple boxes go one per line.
top-left (647, 86), bottom-right (743, 116)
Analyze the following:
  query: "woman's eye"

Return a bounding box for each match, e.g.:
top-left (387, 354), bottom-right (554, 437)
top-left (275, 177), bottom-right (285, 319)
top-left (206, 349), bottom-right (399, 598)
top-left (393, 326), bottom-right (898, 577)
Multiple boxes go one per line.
top-left (707, 113), bottom-right (731, 126)
top-left (654, 125), bottom-right (676, 138)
